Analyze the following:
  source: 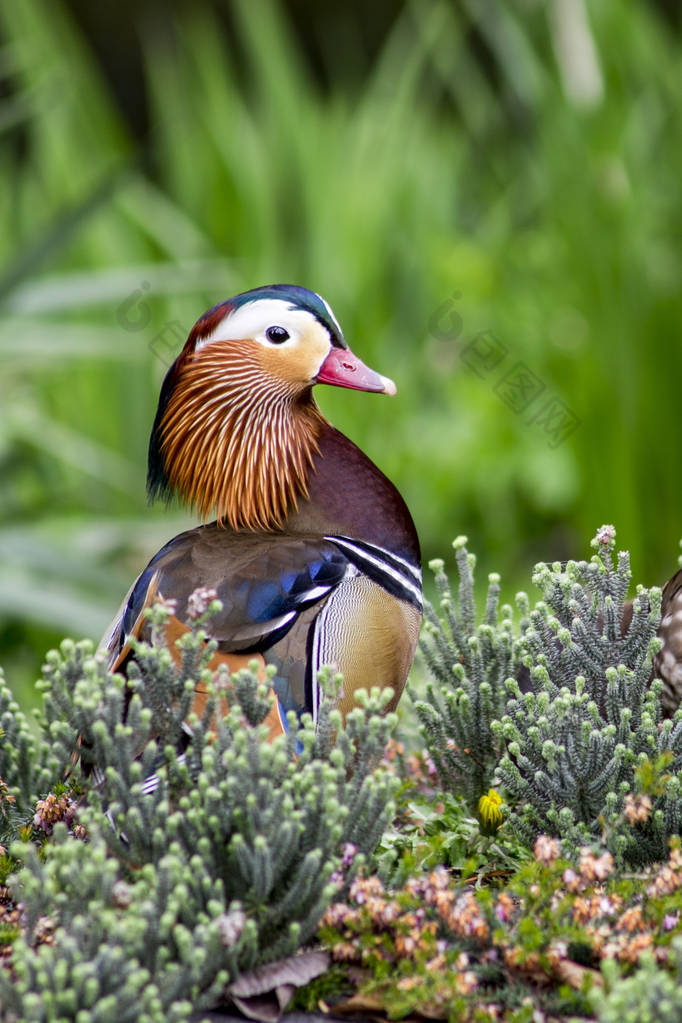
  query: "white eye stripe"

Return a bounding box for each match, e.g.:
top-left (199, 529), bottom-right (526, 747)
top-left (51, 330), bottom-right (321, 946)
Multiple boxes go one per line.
top-left (194, 299), bottom-right (330, 350)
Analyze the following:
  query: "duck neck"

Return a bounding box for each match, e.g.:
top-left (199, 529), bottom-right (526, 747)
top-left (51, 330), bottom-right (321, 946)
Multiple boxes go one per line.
top-left (285, 421), bottom-right (421, 566)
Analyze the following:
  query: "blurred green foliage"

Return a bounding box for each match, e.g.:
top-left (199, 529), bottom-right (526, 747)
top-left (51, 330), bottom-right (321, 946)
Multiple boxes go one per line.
top-left (0, 0), bottom-right (681, 708)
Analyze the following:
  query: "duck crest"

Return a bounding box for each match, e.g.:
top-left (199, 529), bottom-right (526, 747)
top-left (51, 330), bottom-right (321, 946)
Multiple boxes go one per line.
top-left (153, 340), bottom-right (326, 531)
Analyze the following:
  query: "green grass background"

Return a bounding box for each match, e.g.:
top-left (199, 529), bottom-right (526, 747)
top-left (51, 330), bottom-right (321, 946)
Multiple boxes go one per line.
top-left (1, 0), bottom-right (681, 708)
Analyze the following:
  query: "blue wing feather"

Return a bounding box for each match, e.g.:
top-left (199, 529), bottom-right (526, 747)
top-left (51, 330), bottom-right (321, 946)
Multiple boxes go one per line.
top-left (111, 526), bottom-right (350, 660)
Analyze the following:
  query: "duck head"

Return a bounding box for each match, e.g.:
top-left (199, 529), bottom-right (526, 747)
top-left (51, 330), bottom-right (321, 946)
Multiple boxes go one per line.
top-left (147, 284), bottom-right (395, 531)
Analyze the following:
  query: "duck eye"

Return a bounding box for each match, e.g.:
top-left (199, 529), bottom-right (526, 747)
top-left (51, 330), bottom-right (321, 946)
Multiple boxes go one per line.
top-left (266, 325), bottom-right (290, 344)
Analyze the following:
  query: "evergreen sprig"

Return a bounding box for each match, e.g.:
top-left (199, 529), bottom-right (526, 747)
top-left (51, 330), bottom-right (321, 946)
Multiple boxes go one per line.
top-left (2, 824), bottom-right (250, 1021)
top-left (415, 526), bottom-right (682, 865)
top-left (495, 526), bottom-right (682, 862)
top-left (0, 595), bottom-right (398, 1019)
top-left (412, 536), bottom-right (517, 809)
top-left (592, 942), bottom-right (682, 1023)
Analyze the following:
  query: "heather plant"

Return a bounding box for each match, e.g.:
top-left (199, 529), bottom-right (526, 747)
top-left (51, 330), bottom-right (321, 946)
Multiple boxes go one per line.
top-left (314, 835), bottom-right (682, 1022)
top-left (413, 536), bottom-right (518, 811)
top-left (1, 825), bottom-right (238, 1021)
top-left (0, 677), bottom-right (59, 842)
top-left (497, 527), bottom-right (682, 863)
top-left (592, 945), bottom-right (682, 1023)
top-left (0, 593), bottom-right (399, 1019)
top-left (0, 668), bottom-right (87, 854)
top-left (415, 527), bottom-right (682, 866)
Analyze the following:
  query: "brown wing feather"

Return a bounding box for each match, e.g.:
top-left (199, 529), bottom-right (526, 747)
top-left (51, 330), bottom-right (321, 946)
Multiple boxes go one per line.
top-left (99, 566), bottom-right (286, 740)
top-left (99, 571), bottom-right (160, 674)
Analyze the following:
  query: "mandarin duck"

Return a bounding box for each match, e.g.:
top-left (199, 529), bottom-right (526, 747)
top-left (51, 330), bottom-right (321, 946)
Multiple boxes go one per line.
top-left (100, 285), bottom-right (422, 739)
top-left (654, 569), bottom-right (682, 716)
top-left (602, 568), bottom-right (682, 715)
top-left (516, 564), bottom-right (682, 716)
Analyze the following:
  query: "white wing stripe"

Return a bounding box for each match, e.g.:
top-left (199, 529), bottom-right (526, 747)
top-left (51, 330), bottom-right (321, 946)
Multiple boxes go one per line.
top-left (326, 536), bottom-right (422, 609)
top-left (325, 535), bottom-right (422, 585)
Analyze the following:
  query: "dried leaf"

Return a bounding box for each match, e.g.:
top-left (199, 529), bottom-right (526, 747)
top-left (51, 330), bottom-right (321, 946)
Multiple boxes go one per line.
top-left (226, 950), bottom-right (330, 1023)
top-left (327, 993), bottom-right (385, 1015)
top-left (554, 959), bottom-right (602, 990)
top-left (230, 988), bottom-right (292, 1023)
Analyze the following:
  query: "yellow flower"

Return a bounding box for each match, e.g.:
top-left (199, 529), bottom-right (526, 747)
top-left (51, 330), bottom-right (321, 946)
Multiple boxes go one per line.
top-left (477, 789), bottom-right (503, 835)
